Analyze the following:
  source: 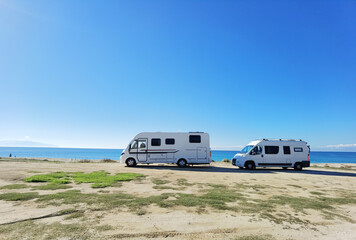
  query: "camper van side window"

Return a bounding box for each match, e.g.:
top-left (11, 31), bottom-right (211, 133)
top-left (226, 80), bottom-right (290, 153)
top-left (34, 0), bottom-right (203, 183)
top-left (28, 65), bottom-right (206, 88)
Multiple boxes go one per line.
top-left (165, 138), bottom-right (175, 145)
top-left (294, 147), bottom-right (303, 152)
top-left (130, 141), bottom-right (138, 149)
top-left (250, 146), bottom-right (262, 155)
top-left (151, 138), bottom-right (161, 146)
top-left (265, 146), bottom-right (279, 154)
top-left (283, 146), bottom-right (291, 155)
top-left (189, 135), bottom-right (201, 143)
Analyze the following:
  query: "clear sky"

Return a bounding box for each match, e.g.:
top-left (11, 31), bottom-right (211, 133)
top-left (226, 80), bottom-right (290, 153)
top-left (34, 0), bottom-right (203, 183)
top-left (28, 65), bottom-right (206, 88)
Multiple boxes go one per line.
top-left (0, 0), bottom-right (355, 151)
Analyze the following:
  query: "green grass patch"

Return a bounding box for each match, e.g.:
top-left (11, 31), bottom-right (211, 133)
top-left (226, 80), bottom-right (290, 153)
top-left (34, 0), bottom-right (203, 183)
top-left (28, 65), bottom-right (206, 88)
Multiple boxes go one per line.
top-left (33, 183), bottom-right (72, 190)
top-left (24, 172), bottom-right (71, 183)
top-left (24, 171), bottom-right (144, 188)
top-left (236, 235), bottom-right (275, 240)
top-left (153, 185), bottom-right (184, 190)
top-left (177, 178), bottom-right (194, 186)
top-left (64, 210), bottom-right (85, 220)
top-left (0, 184), bottom-right (29, 190)
top-left (310, 191), bottom-right (325, 196)
top-left (0, 221), bottom-right (91, 239)
top-left (72, 171), bottom-right (144, 188)
top-left (0, 192), bottom-right (39, 201)
top-left (95, 224), bottom-right (113, 231)
top-left (151, 178), bottom-right (170, 185)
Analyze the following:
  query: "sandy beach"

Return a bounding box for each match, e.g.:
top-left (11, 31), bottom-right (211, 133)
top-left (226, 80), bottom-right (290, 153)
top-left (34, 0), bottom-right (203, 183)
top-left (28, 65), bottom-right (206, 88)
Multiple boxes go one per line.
top-left (0, 158), bottom-right (355, 240)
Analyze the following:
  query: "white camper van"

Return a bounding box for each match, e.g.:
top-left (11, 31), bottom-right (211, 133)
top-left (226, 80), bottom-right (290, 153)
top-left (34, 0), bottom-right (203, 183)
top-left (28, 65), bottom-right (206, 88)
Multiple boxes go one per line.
top-left (232, 139), bottom-right (310, 170)
top-left (120, 132), bottom-right (211, 167)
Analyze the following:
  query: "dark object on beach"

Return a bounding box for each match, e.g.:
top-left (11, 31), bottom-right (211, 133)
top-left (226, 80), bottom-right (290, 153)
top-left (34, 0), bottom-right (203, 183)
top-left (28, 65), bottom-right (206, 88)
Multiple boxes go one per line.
top-left (9, 154), bottom-right (12, 158)
top-left (100, 159), bottom-right (116, 163)
top-left (222, 159), bottom-right (231, 163)
top-left (78, 159), bottom-right (92, 163)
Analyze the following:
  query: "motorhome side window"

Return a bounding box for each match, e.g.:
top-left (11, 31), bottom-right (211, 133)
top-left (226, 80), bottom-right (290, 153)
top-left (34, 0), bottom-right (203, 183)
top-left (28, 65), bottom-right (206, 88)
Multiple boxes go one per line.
top-left (265, 146), bottom-right (279, 154)
top-left (294, 147), bottom-right (303, 152)
top-left (165, 138), bottom-right (175, 145)
top-left (151, 138), bottom-right (161, 146)
top-left (283, 146), bottom-right (291, 154)
top-left (138, 140), bottom-right (146, 148)
top-left (189, 135), bottom-right (201, 143)
top-left (250, 146), bottom-right (262, 155)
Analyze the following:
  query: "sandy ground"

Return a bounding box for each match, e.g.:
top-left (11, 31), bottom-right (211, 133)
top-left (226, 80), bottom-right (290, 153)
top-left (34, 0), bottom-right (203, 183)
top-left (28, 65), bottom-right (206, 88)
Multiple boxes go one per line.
top-left (0, 159), bottom-right (355, 240)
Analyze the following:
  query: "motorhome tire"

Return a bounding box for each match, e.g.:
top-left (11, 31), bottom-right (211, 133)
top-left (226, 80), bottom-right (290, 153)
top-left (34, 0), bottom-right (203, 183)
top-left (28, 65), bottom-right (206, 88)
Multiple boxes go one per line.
top-left (126, 158), bottom-right (136, 167)
top-left (177, 159), bottom-right (187, 168)
top-left (294, 162), bottom-right (302, 171)
top-left (245, 161), bottom-right (255, 170)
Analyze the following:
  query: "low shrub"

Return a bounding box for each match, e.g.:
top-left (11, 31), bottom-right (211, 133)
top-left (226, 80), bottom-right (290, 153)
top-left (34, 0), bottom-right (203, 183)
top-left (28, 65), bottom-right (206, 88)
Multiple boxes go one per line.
top-left (100, 159), bottom-right (117, 163)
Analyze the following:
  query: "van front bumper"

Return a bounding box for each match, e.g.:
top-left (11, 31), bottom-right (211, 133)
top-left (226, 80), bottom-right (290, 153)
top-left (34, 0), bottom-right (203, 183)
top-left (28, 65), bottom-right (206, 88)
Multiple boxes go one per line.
top-left (232, 158), bottom-right (243, 167)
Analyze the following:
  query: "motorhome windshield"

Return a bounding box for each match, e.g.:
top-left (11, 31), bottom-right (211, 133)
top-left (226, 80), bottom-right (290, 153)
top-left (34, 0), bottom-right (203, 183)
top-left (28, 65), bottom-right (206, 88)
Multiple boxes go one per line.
top-left (240, 145), bottom-right (254, 154)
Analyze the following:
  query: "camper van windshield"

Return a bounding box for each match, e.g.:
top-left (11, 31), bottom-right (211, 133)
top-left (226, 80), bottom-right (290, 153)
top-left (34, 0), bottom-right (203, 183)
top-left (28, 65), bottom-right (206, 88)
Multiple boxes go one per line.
top-left (240, 145), bottom-right (254, 154)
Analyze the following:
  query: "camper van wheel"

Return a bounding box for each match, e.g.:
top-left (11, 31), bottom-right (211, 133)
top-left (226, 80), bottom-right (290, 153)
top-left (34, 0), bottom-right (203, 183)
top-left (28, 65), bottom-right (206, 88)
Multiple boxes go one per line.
top-left (294, 162), bottom-right (302, 171)
top-left (126, 158), bottom-right (136, 167)
top-left (245, 161), bottom-right (255, 170)
top-left (177, 159), bottom-right (187, 168)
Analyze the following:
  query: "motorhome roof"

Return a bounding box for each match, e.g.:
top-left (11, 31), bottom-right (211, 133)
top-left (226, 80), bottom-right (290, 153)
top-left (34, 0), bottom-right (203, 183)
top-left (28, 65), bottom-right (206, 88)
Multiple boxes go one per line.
top-left (260, 138), bottom-right (305, 142)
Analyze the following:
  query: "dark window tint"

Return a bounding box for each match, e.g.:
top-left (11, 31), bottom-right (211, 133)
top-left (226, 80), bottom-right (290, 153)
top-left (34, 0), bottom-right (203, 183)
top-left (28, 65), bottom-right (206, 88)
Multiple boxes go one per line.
top-left (250, 146), bottom-right (262, 155)
top-left (283, 146), bottom-right (291, 155)
top-left (151, 138), bottom-right (161, 146)
top-left (265, 146), bottom-right (279, 154)
top-left (165, 138), bottom-right (175, 145)
top-left (294, 147), bottom-right (303, 152)
top-left (189, 135), bottom-right (201, 143)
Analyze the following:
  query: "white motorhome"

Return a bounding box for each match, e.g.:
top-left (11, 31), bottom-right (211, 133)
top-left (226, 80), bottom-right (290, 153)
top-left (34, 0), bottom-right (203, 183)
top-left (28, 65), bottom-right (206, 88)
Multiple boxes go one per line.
top-left (120, 132), bottom-right (211, 167)
top-left (232, 139), bottom-right (310, 170)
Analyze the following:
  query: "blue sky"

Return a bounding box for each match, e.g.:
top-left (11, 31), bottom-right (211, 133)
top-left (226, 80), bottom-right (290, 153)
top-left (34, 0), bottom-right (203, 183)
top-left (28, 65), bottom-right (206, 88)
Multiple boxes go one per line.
top-left (0, 0), bottom-right (355, 151)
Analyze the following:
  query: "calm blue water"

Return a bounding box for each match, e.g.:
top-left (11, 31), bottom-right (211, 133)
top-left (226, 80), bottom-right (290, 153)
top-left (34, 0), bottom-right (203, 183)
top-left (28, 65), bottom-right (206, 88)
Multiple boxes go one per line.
top-left (0, 147), bottom-right (356, 163)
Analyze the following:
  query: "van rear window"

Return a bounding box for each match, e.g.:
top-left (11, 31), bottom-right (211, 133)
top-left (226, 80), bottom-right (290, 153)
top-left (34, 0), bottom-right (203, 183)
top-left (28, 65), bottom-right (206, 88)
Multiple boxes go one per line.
top-left (265, 146), bottom-right (279, 154)
top-left (294, 147), bottom-right (303, 152)
top-left (151, 138), bottom-right (161, 146)
top-left (189, 135), bottom-right (201, 143)
top-left (165, 138), bottom-right (175, 145)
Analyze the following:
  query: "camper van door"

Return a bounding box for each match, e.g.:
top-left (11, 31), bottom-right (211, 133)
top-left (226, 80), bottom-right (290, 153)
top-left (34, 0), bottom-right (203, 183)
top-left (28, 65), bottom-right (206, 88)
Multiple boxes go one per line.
top-left (137, 139), bottom-right (148, 162)
top-left (197, 147), bottom-right (208, 163)
top-left (263, 145), bottom-right (280, 165)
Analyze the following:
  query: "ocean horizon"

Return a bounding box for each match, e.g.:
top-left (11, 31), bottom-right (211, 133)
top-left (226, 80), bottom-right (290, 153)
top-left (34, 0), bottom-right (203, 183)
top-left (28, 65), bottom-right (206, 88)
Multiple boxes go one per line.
top-left (0, 147), bottom-right (356, 164)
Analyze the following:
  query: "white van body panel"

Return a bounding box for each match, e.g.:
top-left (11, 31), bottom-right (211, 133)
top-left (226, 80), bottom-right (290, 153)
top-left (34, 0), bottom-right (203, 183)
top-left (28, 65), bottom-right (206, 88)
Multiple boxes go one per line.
top-left (232, 139), bottom-right (310, 169)
top-left (120, 132), bottom-right (211, 165)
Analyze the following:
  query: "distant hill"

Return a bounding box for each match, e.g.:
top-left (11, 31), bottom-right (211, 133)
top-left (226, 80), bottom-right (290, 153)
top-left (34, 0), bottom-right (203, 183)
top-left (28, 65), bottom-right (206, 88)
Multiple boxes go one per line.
top-left (0, 140), bottom-right (55, 147)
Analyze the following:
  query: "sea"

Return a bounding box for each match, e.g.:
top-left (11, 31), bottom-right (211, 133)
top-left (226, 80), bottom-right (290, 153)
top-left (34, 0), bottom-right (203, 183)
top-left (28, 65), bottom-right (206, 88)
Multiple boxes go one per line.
top-left (0, 147), bottom-right (356, 163)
